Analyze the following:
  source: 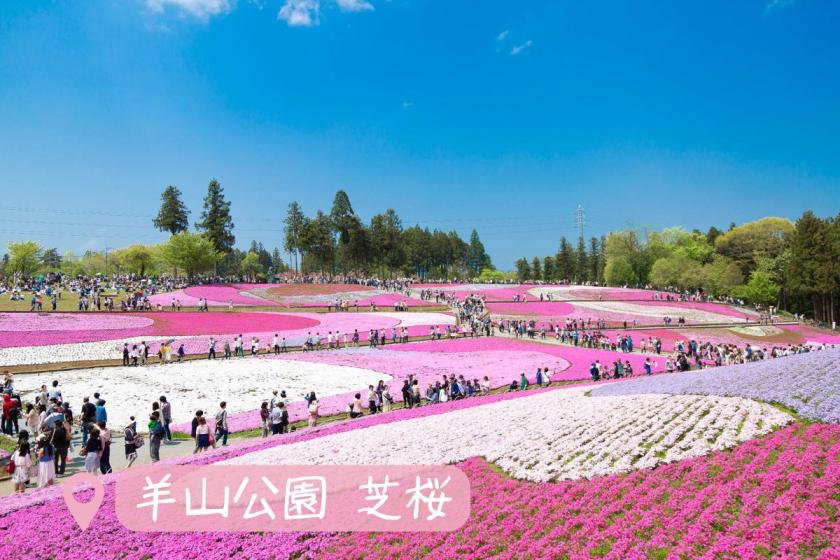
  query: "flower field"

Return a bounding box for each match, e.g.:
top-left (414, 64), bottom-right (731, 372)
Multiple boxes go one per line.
top-left (593, 347), bottom-right (840, 422)
top-left (228, 387), bottom-right (789, 481)
top-left (1, 298), bottom-right (838, 559)
top-left (0, 311), bottom-right (455, 365)
top-left (320, 424), bottom-right (840, 560)
top-left (18, 359), bottom-right (393, 433)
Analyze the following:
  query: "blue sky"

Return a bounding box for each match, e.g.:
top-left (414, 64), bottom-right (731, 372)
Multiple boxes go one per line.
top-left (1, 0), bottom-right (838, 269)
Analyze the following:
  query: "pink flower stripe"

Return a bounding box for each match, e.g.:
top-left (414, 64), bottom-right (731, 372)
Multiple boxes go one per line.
top-left (320, 423), bottom-right (840, 560)
top-left (183, 285), bottom-right (279, 306)
top-left (147, 289), bottom-right (211, 307)
top-left (780, 324), bottom-right (840, 344)
top-left (0, 312), bottom-right (319, 348)
top-left (0, 313), bottom-right (153, 332)
top-left (487, 301), bottom-right (576, 317)
top-left (285, 293), bottom-right (431, 308)
top-left (388, 337), bottom-right (666, 376)
top-left (413, 284), bottom-right (534, 302)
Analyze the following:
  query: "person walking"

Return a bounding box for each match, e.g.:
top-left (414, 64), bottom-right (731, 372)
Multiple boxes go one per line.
top-left (82, 427), bottom-right (102, 474)
top-left (214, 402), bottom-right (229, 446)
top-left (50, 417), bottom-right (70, 476)
top-left (97, 421), bottom-right (112, 474)
top-left (148, 411), bottom-right (163, 462)
top-left (10, 442), bottom-right (32, 493)
top-left (159, 396), bottom-right (172, 442)
top-left (124, 417), bottom-right (139, 468)
top-left (80, 397), bottom-right (96, 445)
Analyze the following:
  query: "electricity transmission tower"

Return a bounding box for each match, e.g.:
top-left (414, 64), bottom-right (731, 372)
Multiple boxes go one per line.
top-left (575, 205), bottom-right (586, 240)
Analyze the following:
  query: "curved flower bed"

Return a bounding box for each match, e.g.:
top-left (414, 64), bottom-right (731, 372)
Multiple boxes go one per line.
top-left (487, 301), bottom-right (576, 317)
top-left (528, 286), bottom-right (659, 301)
top-left (228, 388), bottom-right (789, 482)
top-left (388, 337), bottom-right (667, 377)
top-left (320, 423), bottom-right (840, 559)
top-left (183, 285), bottom-right (278, 306)
top-left (18, 358), bottom-right (392, 433)
top-left (0, 313), bottom-right (154, 332)
top-left (0, 312), bottom-right (455, 365)
top-left (593, 347), bottom-right (840, 422)
top-left (413, 283), bottom-right (532, 302)
top-left (0, 312), bottom-right (319, 348)
top-left (146, 311), bottom-right (319, 336)
top-left (267, 283), bottom-right (377, 297)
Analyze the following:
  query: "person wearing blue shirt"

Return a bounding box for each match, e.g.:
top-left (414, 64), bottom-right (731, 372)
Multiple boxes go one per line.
top-left (95, 399), bottom-right (107, 424)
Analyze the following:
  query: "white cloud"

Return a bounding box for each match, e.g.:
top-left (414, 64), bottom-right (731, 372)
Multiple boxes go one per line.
top-left (496, 30), bottom-right (509, 41)
top-left (278, 0), bottom-right (320, 26)
top-left (401, 100), bottom-right (414, 108)
top-left (145, 0), bottom-right (233, 20)
top-left (510, 39), bottom-right (533, 56)
top-left (765, 0), bottom-right (796, 11)
top-left (337, 0), bottom-right (374, 12)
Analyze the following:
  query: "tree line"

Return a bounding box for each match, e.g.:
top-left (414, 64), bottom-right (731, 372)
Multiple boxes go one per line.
top-left (282, 190), bottom-right (493, 279)
top-left (515, 212), bottom-right (840, 324)
top-left (2, 183), bottom-right (494, 282)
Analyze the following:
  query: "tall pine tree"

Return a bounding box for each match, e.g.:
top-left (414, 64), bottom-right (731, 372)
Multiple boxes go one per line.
top-left (195, 179), bottom-right (235, 254)
top-left (284, 201), bottom-right (306, 273)
top-left (153, 186), bottom-right (190, 235)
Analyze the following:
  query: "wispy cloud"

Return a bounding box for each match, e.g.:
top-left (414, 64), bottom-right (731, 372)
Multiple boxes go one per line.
top-left (510, 40), bottom-right (533, 56)
top-left (336, 0), bottom-right (374, 12)
top-left (401, 100), bottom-right (414, 108)
top-left (277, 0), bottom-right (375, 26)
top-left (278, 0), bottom-right (320, 26)
top-left (145, 0), bottom-right (233, 20)
top-left (496, 30), bottom-right (509, 41)
top-left (765, 0), bottom-right (797, 12)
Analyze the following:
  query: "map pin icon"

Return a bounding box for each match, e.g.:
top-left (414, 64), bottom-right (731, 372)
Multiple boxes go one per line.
top-left (62, 473), bottom-right (104, 530)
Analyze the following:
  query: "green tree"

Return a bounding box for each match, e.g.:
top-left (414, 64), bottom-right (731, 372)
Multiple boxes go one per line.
top-left (515, 257), bottom-right (531, 281)
top-left (604, 256), bottom-right (638, 286)
top-left (786, 211), bottom-right (836, 322)
top-left (369, 209), bottom-right (405, 276)
top-left (241, 251), bottom-right (263, 280)
top-left (574, 236), bottom-right (588, 283)
top-left (300, 211), bottom-right (336, 273)
top-left (542, 255), bottom-right (555, 282)
top-left (531, 257), bottom-right (542, 281)
top-left (715, 217), bottom-right (794, 275)
top-left (555, 237), bottom-right (575, 281)
top-left (160, 232), bottom-right (219, 278)
top-left (588, 237), bottom-right (600, 283)
top-left (283, 201), bottom-right (306, 273)
top-left (649, 255), bottom-right (693, 288)
top-left (117, 245), bottom-right (156, 276)
top-left (195, 179), bottom-right (235, 254)
top-left (7, 241), bottom-right (42, 278)
top-left (604, 230), bottom-right (648, 285)
top-left (41, 248), bottom-right (62, 270)
top-left (329, 190), bottom-right (355, 245)
top-left (736, 270), bottom-right (781, 307)
top-left (153, 185), bottom-right (190, 235)
top-left (697, 256), bottom-right (743, 296)
top-left (467, 230), bottom-right (492, 274)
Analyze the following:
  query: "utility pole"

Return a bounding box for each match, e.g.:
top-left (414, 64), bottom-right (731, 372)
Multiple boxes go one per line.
top-left (575, 205), bottom-right (586, 240)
